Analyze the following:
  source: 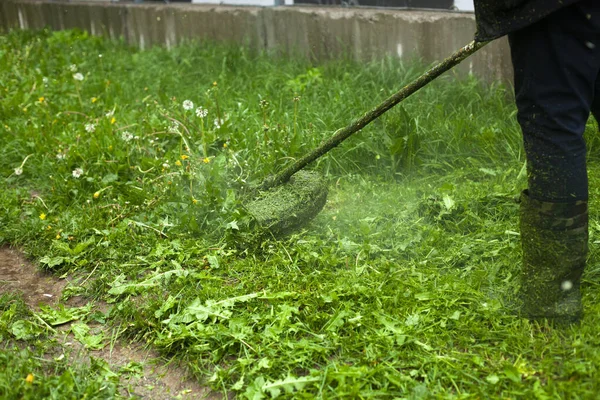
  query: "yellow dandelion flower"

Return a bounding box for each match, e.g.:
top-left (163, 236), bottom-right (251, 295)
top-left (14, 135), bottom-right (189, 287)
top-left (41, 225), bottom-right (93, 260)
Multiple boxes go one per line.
top-left (212, 81), bottom-right (218, 87)
top-left (180, 154), bottom-right (189, 160)
top-left (39, 213), bottom-right (46, 220)
top-left (38, 97), bottom-right (45, 103)
top-left (192, 198), bottom-right (198, 204)
top-left (203, 157), bottom-right (210, 164)
top-left (110, 117), bottom-right (116, 124)
top-left (47, 225), bottom-right (52, 230)
top-left (175, 160), bottom-right (182, 167)
top-left (55, 233), bottom-right (61, 240)
top-left (91, 97), bottom-right (98, 103)
top-left (25, 374), bottom-right (34, 384)
top-left (93, 191), bottom-right (100, 199)
top-left (223, 143), bottom-right (228, 148)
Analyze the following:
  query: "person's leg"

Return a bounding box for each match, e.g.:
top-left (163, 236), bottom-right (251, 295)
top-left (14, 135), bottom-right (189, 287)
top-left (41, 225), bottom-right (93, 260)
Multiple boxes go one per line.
top-left (510, 3), bottom-right (600, 202)
top-left (509, 0), bottom-right (600, 322)
top-left (592, 75), bottom-right (600, 129)
top-left (518, 193), bottom-right (588, 323)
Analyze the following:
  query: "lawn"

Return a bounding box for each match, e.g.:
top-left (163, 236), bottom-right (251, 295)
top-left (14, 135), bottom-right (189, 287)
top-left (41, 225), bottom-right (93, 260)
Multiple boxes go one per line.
top-left (2, 28), bottom-right (600, 399)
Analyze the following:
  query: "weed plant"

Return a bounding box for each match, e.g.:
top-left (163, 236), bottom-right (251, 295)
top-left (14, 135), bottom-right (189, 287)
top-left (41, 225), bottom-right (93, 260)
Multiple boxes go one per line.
top-left (2, 29), bottom-right (600, 398)
top-left (0, 294), bottom-right (122, 398)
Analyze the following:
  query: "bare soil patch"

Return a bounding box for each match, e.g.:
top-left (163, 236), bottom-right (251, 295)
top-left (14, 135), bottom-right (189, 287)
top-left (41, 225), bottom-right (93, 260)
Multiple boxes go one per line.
top-left (0, 245), bottom-right (66, 307)
top-left (0, 245), bottom-right (220, 399)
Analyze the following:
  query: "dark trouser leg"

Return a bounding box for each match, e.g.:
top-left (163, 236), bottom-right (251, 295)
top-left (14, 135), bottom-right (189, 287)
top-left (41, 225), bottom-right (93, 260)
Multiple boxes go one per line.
top-left (509, 0), bottom-right (600, 322)
top-left (593, 76), bottom-right (600, 129)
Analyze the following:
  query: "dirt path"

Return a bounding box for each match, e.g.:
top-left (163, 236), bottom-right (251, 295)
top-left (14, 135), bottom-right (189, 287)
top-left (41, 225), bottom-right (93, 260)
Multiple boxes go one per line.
top-left (0, 246), bottom-right (67, 307)
top-left (0, 245), bottom-right (221, 400)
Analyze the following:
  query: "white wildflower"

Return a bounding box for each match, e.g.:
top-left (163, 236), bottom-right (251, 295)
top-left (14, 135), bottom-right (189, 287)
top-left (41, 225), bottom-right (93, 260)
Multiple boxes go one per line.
top-left (168, 123), bottom-right (179, 133)
top-left (195, 107), bottom-right (208, 118)
top-left (14, 154), bottom-right (32, 176)
top-left (85, 123), bottom-right (96, 133)
top-left (56, 153), bottom-right (66, 160)
top-left (214, 118), bottom-right (224, 129)
top-left (121, 131), bottom-right (134, 142)
top-left (182, 100), bottom-right (194, 111)
top-left (69, 64), bottom-right (77, 72)
top-left (73, 72), bottom-right (84, 82)
top-left (72, 168), bottom-right (83, 178)
top-left (42, 77), bottom-right (49, 85)
top-left (162, 163), bottom-right (170, 169)
top-left (105, 108), bottom-right (115, 118)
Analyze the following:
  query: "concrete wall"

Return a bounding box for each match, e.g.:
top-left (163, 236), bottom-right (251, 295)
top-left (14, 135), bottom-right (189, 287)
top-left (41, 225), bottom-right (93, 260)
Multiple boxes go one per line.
top-left (0, 0), bottom-right (512, 84)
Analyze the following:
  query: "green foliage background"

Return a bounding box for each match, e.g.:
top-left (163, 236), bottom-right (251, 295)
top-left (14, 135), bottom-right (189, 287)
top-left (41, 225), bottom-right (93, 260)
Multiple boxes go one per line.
top-left (2, 29), bottom-right (600, 398)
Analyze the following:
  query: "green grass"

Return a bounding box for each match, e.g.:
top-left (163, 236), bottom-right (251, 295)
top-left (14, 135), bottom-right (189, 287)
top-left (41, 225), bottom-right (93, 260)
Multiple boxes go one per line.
top-left (0, 294), bottom-right (122, 399)
top-left (2, 28), bottom-right (600, 398)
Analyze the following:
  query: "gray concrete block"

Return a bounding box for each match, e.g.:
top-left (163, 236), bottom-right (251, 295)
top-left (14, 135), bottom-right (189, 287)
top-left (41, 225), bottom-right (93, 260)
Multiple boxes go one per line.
top-left (0, 0), bottom-right (513, 84)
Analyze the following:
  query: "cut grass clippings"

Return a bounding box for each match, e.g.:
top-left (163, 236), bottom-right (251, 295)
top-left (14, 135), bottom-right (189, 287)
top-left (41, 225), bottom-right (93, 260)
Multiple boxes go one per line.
top-left (2, 28), bottom-right (600, 398)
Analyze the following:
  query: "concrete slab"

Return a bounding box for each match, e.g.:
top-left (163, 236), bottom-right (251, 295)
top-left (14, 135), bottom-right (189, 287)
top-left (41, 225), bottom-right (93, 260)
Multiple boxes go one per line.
top-left (0, 0), bottom-right (512, 84)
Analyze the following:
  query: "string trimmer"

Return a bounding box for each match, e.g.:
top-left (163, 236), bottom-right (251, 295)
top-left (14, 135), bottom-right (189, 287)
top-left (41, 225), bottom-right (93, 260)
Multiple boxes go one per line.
top-left (245, 40), bottom-right (489, 236)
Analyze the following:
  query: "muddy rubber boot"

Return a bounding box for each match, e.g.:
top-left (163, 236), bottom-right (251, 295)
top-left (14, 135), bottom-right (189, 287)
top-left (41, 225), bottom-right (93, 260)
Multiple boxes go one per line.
top-left (519, 190), bottom-right (588, 324)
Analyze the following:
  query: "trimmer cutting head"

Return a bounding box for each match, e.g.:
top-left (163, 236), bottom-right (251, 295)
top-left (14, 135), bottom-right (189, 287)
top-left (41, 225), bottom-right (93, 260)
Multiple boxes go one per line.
top-left (245, 170), bottom-right (328, 236)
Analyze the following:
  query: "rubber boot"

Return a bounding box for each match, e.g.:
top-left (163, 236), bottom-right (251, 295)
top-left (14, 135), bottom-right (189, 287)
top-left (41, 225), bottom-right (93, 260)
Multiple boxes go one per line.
top-left (519, 190), bottom-right (588, 324)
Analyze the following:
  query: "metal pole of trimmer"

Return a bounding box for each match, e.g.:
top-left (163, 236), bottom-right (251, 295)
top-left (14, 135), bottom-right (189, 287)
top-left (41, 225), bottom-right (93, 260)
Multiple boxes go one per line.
top-left (260, 40), bottom-right (489, 191)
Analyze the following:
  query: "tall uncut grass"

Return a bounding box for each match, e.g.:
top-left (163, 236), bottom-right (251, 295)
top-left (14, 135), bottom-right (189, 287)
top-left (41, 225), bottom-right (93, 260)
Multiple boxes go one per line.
top-left (0, 29), bottom-right (528, 236)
